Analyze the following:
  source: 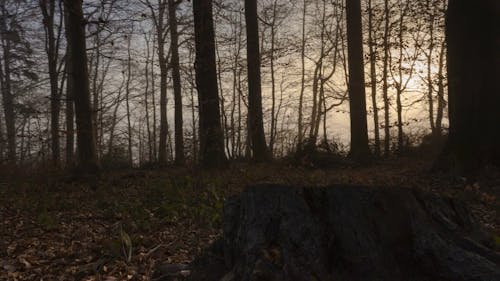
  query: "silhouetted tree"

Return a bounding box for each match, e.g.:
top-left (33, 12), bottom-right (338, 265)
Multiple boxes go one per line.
top-left (0, 1), bottom-right (39, 165)
top-left (193, 0), bottom-right (226, 168)
top-left (244, 0), bottom-right (270, 162)
top-left (64, 0), bottom-right (99, 174)
top-left (0, 1), bottom-right (18, 164)
top-left (168, 0), bottom-right (184, 165)
top-left (438, 0), bottom-right (499, 175)
top-left (367, 0), bottom-right (380, 157)
top-left (381, 0), bottom-right (390, 156)
top-left (39, 0), bottom-right (64, 167)
top-left (145, 0), bottom-right (170, 165)
top-left (63, 5), bottom-right (74, 166)
top-left (346, 0), bottom-right (370, 160)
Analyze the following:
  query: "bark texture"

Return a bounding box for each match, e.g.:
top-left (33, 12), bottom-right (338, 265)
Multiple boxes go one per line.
top-left (345, 0), bottom-right (370, 160)
top-left (168, 0), bottom-right (184, 165)
top-left (64, 0), bottom-right (99, 174)
top-left (193, 0), bottom-right (226, 168)
top-left (244, 0), bottom-right (270, 162)
top-left (188, 184), bottom-right (500, 281)
top-left (439, 0), bottom-right (500, 175)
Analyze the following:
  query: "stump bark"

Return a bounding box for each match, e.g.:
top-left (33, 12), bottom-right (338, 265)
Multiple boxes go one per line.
top-left (188, 184), bottom-right (499, 281)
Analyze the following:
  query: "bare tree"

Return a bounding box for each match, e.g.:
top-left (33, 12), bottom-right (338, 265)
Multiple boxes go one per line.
top-left (346, 0), bottom-right (370, 159)
top-left (64, 42), bottom-right (75, 166)
top-left (297, 0), bottom-right (307, 147)
top-left (145, 0), bottom-right (170, 165)
top-left (39, 0), bottom-right (64, 166)
top-left (381, 0), bottom-right (391, 156)
top-left (193, 0), bottom-right (226, 168)
top-left (63, 0), bottom-right (99, 174)
top-left (125, 32), bottom-right (133, 166)
top-left (367, 0), bottom-right (380, 156)
top-left (245, 0), bottom-right (270, 162)
top-left (437, 0), bottom-right (499, 175)
top-left (168, 0), bottom-right (185, 165)
top-left (0, 1), bottom-right (18, 164)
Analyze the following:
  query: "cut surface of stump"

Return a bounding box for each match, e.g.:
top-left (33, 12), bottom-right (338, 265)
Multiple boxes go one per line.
top-left (187, 184), bottom-right (499, 281)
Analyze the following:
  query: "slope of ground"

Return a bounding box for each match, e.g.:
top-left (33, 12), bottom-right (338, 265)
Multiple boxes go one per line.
top-left (0, 158), bottom-right (498, 280)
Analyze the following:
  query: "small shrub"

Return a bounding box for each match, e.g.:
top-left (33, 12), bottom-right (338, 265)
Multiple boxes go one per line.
top-left (101, 147), bottom-right (130, 169)
top-left (290, 138), bottom-right (348, 169)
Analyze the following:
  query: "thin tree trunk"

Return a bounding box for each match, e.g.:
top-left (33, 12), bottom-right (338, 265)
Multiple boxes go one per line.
top-left (91, 33), bottom-right (100, 158)
top-left (151, 32), bottom-right (158, 162)
top-left (144, 32), bottom-right (153, 163)
top-left (435, 40), bottom-right (446, 135)
top-left (214, 31), bottom-right (230, 158)
top-left (396, 88), bottom-right (403, 150)
top-left (168, 0), bottom-right (184, 165)
top-left (65, 40), bottom-right (75, 166)
top-left (382, 0), bottom-right (391, 156)
top-left (40, 0), bottom-right (62, 167)
top-left (237, 69), bottom-right (243, 157)
top-left (0, 101), bottom-right (4, 160)
top-left (125, 33), bottom-right (133, 167)
top-left (230, 27), bottom-right (238, 158)
top-left (148, 0), bottom-right (169, 165)
top-left (0, 3), bottom-right (16, 164)
top-left (297, 0), bottom-right (307, 147)
top-left (269, 2), bottom-right (277, 157)
top-left (0, 51), bottom-right (16, 164)
top-left (368, 0), bottom-right (380, 156)
top-left (396, 5), bottom-right (405, 152)
top-left (107, 73), bottom-right (125, 155)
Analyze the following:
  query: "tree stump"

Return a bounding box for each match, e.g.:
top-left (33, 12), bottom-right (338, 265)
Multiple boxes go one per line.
top-left (187, 184), bottom-right (499, 281)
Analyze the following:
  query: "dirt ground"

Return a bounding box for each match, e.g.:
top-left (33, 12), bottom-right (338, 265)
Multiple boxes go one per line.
top-left (1, 158), bottom-right (498, 280)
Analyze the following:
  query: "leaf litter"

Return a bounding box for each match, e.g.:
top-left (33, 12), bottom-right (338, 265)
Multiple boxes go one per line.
top-left (0, 158), bottom-right (498, 280)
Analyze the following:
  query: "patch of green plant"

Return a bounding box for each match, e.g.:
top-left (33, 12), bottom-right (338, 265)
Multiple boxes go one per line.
top-left (129, 206), bottom-right (153, 232)
top-left (187, 186), bottom-right (225, 227)
top-left (494, 235), bottom-right (500, 250)
top-left (155, 202), bottom-right (181, 221)
top-left (36, 210), bottom-right (58, 230)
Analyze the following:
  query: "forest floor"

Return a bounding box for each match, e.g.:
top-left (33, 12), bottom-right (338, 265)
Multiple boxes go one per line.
top-left (0, 157), bottom-right (499, 280)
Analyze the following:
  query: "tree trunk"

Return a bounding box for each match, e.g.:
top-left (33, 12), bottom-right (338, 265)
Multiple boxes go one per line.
top-left (143, 32), bottom-right (153, 163)
top-left (193, 0), bottom-right (227, 168)
top-left (40, 0), bottom-right (62, 167)
top-left (368, 0), bottom-right (380, 157)
top-left (435, 39), bottom-right (446, 137)
top-left (151, 31), bottom-right (158, 162)
top-left (0, 103), bottom-right (4, 160)
top-left (125, 33), bottom-right (133, 167)
top-left (149, 0), bottom-right (170, 165)
top-left (91, 33), bottom-right (100, 159)
top-left (427, 0), bottom-right (436, 135)
top-left (438, 0), bottom-right (500, 175)
top-left (63, 0), bottom-right (99, 175)
top-left (0, 3), bottom-right (16, 164)
top-left (168, 0), bottom-right (184, 165)
top-left (107, 75), bottom-right (125, 157)
top-left (297, 0), bottom-right (307, 147)
top-left (396, 88), bottom-right (404, 151)
top-left (382, 0), bottom-right (391, 156)
top-left (268, 4), bottom-right (277, 157)
top-left (187, 185), bottom-right (500, 281)
top-left (345, 0), bottom-right (370, 160)
top-left (65, 45), bottom-right (75, 167)
top-left (244, 0), bottom-right (270, 162)
top-left (395, 2), bottom-right (406, 152)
